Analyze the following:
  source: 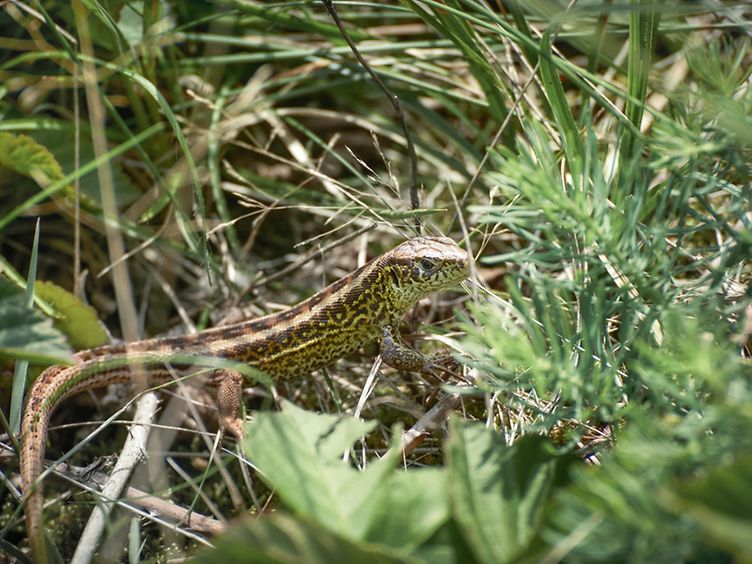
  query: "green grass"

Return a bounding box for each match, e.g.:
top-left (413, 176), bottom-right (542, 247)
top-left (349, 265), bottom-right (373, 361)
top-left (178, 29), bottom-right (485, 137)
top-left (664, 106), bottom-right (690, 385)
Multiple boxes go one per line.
top-left (0, 0), bottom-right (750, 562)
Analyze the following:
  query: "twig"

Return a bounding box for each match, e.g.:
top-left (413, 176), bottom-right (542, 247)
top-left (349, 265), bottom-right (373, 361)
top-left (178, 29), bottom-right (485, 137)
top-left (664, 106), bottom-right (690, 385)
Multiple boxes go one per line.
top-left (125, 486), bottom-right (225, 536)
top-left (400, 391), bottom-right (470, 456)
top-left (320, 0), bottom-right (421, 233)
top-left (71, 393), bottom-right (159, 564)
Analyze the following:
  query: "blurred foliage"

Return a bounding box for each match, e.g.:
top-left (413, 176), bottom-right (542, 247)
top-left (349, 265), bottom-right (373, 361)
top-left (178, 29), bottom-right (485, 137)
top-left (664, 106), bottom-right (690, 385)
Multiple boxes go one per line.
top-left (0, 0), bottom-right (750, 561)
top-left (197, 404), bottom-right (572, 564)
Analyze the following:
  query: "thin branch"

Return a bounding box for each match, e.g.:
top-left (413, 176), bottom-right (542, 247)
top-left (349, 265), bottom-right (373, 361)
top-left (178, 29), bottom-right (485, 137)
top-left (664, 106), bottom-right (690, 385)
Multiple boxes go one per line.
top-left (71, 393), bottom-right (159, 564)
top-left (401, 391), bottom-right (469, 456)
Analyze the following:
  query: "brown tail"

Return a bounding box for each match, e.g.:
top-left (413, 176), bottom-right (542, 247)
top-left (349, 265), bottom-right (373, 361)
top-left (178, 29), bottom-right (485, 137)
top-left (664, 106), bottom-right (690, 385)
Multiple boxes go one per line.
top-left (20, 364), bottom-right (68, 564)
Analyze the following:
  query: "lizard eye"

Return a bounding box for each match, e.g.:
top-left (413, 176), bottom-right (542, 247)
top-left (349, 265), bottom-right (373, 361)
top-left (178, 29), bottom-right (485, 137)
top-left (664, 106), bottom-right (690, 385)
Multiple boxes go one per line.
top-left (419, 258), bottom-right (436, 272)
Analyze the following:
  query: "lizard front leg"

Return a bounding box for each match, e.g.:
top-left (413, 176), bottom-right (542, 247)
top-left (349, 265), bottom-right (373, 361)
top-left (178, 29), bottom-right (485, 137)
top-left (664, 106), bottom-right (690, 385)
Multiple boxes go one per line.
top-left (379, 324), bottom-right (446, 375)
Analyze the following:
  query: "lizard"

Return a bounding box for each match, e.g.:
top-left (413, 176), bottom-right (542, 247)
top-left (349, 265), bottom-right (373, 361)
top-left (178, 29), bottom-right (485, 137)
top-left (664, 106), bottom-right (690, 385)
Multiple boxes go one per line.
top-left (19, 235), bottom-right (469, 562)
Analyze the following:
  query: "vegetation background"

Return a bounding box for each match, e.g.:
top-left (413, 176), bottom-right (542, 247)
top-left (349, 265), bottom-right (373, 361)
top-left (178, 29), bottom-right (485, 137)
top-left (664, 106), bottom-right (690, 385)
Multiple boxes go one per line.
top-left (0, 0), bottom-right (750, 562)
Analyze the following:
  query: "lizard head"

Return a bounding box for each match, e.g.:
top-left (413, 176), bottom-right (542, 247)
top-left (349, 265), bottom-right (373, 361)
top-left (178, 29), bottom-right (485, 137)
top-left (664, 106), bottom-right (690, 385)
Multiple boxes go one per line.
top-left (381, 236), bottom-right (469, 310)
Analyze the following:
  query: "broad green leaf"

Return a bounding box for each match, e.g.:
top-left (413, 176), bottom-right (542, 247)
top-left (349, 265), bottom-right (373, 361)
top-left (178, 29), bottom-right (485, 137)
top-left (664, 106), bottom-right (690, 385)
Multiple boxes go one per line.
top-left (194, 513), bottom-right (411, 564)
top-left (446, 421), bottom-right (573, 564)
top-left (244, 401), bottom-right (397, 540)
top-left (245, 404), bottom-right (466, 557)
top-left (34, 281), bottom-right (108, 350)
top-left (0, 122), bottom-right (163, 232)
top-left (365, 469), bottom-right (449, 551)
top-left (276, 400), bottom-right (377, 462)
top-left (0, 132), bottom-right (65, 188)
top-left (411, 516), bottom-right (477, 564)
top-left (31, 130), bottom-right (139, 209)
top-left (0, 279), bottom-right (72, 365)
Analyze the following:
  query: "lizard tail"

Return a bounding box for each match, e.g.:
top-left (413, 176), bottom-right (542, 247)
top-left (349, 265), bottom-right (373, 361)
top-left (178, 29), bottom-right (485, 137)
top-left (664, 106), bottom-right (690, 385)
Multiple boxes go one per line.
top-left (20, 364), bottom-right (68, 564)
top-left (19, 354), bottom-right (189, 561)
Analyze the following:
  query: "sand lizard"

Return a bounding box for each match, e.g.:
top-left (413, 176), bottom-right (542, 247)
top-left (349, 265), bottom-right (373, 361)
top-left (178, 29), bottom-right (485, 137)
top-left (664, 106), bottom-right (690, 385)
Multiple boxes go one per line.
top-left (19, 236), bottom-right (468, 561)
